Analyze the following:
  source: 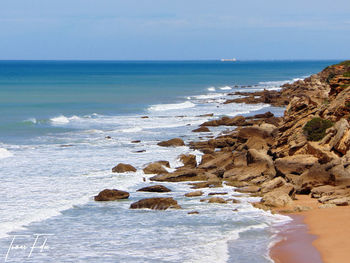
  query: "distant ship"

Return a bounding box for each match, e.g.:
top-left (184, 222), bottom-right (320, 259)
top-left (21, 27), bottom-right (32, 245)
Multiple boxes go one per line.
top-left (220, 58), bottom-right (237, 62)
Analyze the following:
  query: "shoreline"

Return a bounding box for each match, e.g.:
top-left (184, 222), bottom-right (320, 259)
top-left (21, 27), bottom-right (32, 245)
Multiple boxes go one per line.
top-left (270, 214), bottom-right (322, 263)
top-left (271, 195), bottom-right (350, 263)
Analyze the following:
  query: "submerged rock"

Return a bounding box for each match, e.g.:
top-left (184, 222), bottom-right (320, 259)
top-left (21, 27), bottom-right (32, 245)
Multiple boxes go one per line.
top-left (207, 197), bottom-right (227, 204)
top-left (143, 162), bottom-right (169, 175)
top-left (157, 138), bottom-right (185, 147)
top-left (184, 190), bottom-right (203, 197)
top-left (137, 185), bottom-right (171, 193)
top-left (94, 189), bottom-right (129, 201)
top-left (112, 163), bottom-right (137, 173)
top-left (192, 126), bottom-right (210, 132)
top-left (130, 197), bottom-right (181, 210)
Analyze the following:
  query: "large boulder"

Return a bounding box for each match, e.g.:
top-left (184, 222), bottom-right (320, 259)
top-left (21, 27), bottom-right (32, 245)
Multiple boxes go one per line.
top-left (237, 125), bottom-right (276, 140)
top-left (275, 155), bottom-right (318, 175)
top-left (261, 177), bottom-right (286, 194)
top-left (129, 197), bottom-right (181, 210)
top-left (261, 190), bottom-right (293, 207)
top-left (137, 185), bottom-right (171, 193)
top-left (224, 149), bottom-right (275, 183)
top-left (321, 118), bottom-right (350, 155)
top-left (297, 163), bottom-right (334, 194)
top-left (199, 152), bottom-right (233, 170)
top-left (143, 162), bottom-right (169, 175)
top-left (112, 163), bottom-right (137, 173)
top-left (94, 189), bottom-right (130, 201)
top-left (179, 154), bottom-right (197, 168)
top-left (157, 138), bottom-right (185, 147)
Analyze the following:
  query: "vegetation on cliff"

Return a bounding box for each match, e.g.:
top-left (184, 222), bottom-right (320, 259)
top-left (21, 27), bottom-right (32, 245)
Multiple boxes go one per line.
top-left (303, 118), bottom-right (333, 141)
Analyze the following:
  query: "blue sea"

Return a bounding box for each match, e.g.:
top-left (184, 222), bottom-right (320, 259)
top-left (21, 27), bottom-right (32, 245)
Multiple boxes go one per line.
top-left (0, 60), bottom-right (337, 262)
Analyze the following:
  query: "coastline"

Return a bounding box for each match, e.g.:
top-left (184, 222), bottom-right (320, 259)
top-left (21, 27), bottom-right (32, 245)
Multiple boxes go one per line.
top-left (1, 60), bottom-right (349, 262)
top-left (270, 214), bottom-right (321, 263)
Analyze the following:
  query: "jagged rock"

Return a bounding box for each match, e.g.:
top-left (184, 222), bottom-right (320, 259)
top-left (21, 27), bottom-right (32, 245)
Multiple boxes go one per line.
top-left (245, 136), bottom-right (269, 152)
top-left (199, 152), bottom-right (233, 170)
top-left (143, 162), bottom-right (169, 175)
top-left (158, 138), bottom-right (185, 147)
top-left (150, 168), bottom-right (206, 182)
top-left (179, 154), bottom-right (197, 168)
top-left (130, 197), bottom-right (181, 210)
top-left (321, 118), bottom-right (350, 155)
top-left (261, 190), bottom-right (293, 207)
top-left (137, 185), bottom-right (171, 193)
top-left (112, 163), bottom-right (137, 173)
top-left (311, 185), bottom-right (336, 198)
top-left (94, 189), bottom-right (129, 201)
top-left (185, 190), bottom-right (203, 197)
top-left (236, 185), bottom-right (261, 193)
top-left (275, 155), bottom-right (318, 175)
top-left (192, 126), bottom-right (210, 132)
top-left (200, 154), bottom-right (215, 165)
top-left (297, 142), bottom-right (338, 164)
top-left (261, 177), bottom-right (286, 194)
top-left (237, 125), bottom-right (276, 140)
top-left (298, 163), bottom-right (334, 193)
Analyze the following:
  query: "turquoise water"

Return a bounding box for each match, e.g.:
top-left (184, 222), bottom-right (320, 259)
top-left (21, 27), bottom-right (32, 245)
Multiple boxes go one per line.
top-left (0, 60), bottom-right (336, 142)
top-left (0, 60), bottom-right (338, 262)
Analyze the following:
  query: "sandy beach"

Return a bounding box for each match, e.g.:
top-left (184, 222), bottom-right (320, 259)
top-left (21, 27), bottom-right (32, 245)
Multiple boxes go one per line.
top-left (271, 195), bottom-right (350, 263)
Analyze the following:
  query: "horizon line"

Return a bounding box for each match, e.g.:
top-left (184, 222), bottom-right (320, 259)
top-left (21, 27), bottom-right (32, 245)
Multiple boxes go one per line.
top-left (0, 58), bottom-right (344, 62)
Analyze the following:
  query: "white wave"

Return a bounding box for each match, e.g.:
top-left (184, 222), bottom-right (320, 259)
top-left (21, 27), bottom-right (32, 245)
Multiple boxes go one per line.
top-left (24, 118), bottom-right (37, 124)
top-left (50, 115), bottom-right (82, 125)
top-left (148, 101), bottom-right (196, 112)
top-left (120, 127), bottom-right (143, 133)
top-left (207, 87), bottom-right (216, 91)
top-left (219, 86), bottom-right (232, 90)
top-left (50, 115), bottom-right (70, 124)
top-left (192, 93), bottom-right (224, 100)
top-left (0, 148), bottom-right (13, 159)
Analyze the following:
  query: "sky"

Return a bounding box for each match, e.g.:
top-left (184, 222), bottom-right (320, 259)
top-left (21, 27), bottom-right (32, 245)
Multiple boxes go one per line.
top-left (0, 0), bottom-right (349, 60)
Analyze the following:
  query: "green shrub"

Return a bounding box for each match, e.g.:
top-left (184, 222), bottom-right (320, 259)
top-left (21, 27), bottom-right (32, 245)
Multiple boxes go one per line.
top-left (343, 72), bottom-right (350, 77)
top-left (303, 118), bottom-right (333, 141)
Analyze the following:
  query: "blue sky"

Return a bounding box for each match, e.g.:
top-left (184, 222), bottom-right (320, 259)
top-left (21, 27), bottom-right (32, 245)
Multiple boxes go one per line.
top-left (0, 0), bottom-right (349, 60)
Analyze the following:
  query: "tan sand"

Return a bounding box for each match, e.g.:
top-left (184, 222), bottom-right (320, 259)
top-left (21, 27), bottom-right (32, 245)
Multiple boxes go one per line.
top-left (271, 195), bottom-right (350, 263)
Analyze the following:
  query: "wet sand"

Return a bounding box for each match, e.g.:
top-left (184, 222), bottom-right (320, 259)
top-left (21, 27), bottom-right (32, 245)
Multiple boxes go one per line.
top-left (271, 195), bottom-right (350, 263)
top-left (270, 215), bottom-right (322, 263)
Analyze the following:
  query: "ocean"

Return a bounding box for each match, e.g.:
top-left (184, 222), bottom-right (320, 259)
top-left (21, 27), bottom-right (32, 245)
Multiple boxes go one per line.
top-left (0, 60), bottom-right (337, 262)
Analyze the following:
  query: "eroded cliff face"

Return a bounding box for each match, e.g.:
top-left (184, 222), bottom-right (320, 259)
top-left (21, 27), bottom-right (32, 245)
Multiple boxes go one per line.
top-left (160, 61), bottom-right (350, 209)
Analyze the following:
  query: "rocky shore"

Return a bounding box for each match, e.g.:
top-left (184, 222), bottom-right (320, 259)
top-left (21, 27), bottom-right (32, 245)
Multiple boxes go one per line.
top-left (95, 60), bottom-right (350, 261)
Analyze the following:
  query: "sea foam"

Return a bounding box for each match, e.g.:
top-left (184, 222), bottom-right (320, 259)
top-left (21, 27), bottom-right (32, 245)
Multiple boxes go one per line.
top-left (0, 148), bottom-right (13, 159)
top-left (148, 101), bottom-right (196, 111)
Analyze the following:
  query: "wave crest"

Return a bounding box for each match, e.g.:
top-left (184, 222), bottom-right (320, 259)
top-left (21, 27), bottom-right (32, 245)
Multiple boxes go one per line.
top-left (148, 101), bottom-right (196, 112)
